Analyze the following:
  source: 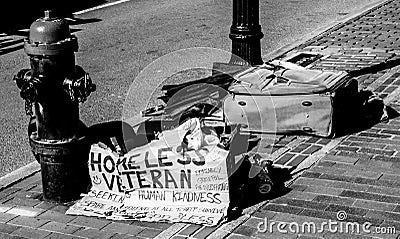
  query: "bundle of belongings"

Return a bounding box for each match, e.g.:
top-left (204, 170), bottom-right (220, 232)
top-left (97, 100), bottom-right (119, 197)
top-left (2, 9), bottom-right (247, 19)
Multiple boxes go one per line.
top-left (156, 60), bottom-right (387, 138)
top-left (67, 60), bottom-right (388, 226)
top-left (67, 117), bottom-right (278, 226)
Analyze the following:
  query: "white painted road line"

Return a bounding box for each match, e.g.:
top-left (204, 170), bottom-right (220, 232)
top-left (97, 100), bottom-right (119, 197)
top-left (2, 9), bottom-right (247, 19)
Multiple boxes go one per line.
top-left (73, 0), bottom-right (131, 15)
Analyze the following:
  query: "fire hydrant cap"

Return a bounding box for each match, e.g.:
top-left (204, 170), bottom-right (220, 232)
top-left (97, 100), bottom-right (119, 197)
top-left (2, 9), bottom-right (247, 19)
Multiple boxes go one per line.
top-left (24, 10), bottom-right (78, 56)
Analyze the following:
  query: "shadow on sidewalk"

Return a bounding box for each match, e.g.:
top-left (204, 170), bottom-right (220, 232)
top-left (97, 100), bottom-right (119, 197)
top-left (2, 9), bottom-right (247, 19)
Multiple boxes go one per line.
top-left (226, 163), bottom-right (294, 220)
top-left (334, 93), bottom-right (400, 138)
top-left (86, 121), bottom-right (138, 154)
top-left (225, 131), bottom-right (296, 220)
top-left (332, 55), bottom-right (400, 136)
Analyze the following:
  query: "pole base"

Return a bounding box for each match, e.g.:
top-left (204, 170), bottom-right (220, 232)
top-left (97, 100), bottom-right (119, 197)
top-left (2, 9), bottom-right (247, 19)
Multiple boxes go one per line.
top-left (229, 39), bottom-right (263, 66)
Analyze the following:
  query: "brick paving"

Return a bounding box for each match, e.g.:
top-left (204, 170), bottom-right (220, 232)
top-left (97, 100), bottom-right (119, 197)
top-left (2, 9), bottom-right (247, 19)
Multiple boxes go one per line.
top-left (2, 0), bottom-right (400, 238)
top-left (225, 0), bottom-right (400, 238)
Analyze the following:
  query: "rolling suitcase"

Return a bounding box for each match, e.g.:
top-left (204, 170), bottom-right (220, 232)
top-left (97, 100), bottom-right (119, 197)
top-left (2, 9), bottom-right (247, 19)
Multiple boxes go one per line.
top-left (223, 63), bottom-right (360, 137)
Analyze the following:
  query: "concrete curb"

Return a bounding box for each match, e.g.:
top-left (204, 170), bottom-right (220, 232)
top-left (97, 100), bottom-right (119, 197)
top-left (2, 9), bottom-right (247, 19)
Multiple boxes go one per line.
top-left (262, 0), bottom-right (392, 62)
top-left (154, 223), bottom-right (187, 239)
top-left (286, 137), bottom-right (345, 187)
top-left (0, 161), bottom-right (40, 190)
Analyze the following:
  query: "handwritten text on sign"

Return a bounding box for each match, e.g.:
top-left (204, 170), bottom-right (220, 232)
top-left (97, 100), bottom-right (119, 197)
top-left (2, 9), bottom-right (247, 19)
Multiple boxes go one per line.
top-left (89, 140), bottom-right (229, 193)
top-left (69, 120), bottom-right (230, 226)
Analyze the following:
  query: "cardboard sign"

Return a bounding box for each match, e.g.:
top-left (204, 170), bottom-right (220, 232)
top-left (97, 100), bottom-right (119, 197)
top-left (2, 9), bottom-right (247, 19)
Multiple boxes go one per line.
top-left (67, 119), bottom-right (230, 226)
top-left (88, 146), bottom-right (123, 193)
top-left (66, 188), bottom-right (125, 217)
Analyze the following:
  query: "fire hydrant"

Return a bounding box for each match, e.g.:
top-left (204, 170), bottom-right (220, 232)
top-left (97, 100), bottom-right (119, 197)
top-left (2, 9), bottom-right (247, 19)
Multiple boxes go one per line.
top-left (14, 10), bottom-right (96, 202)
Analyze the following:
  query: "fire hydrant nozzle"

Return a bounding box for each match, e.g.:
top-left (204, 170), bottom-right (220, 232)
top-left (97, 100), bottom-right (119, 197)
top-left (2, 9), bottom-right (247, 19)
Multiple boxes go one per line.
top-left (63, 66), bottom-right (96, 103)
top-left (14, 69), bottom-right (40, 116)
top-left (14, 11), bottom-right (95, 202)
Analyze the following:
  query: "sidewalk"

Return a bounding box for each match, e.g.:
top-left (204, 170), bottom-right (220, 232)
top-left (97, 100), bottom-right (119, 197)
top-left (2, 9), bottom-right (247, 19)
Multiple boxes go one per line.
top-left (1, 0), bottom-right (400, 238)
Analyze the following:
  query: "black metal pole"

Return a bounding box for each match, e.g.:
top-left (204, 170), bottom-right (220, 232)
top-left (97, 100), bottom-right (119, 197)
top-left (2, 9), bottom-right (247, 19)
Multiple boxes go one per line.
top-left (229, 0), bottom-right (264, 66)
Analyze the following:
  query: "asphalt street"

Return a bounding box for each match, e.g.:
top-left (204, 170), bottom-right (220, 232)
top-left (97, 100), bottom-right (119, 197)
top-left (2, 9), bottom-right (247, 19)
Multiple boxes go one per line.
top-left (0, 0), bottom-right (383, 177)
